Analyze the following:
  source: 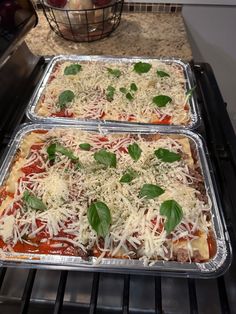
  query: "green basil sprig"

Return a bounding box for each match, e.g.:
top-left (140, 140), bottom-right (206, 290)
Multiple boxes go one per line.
top-left (152, 95), bottom-right (172, 107)
top-left (87, 201), bottom-right (111, 237)
top-left (23, 191), bottom-right (47, 211)
top-left (134, 62), bottom-right (152, 74)
top-left (64, 64), bottom-right (81, 75)
top-left (119, 87), bottom-right (127, 94)
top-left (58, 90), bottom-right (75, 109)
top-left (107, 68), bottom-right (121, 78)
top-left (47, 143), bottom-right (78, 162)
top-left (79, 143), bottom-right (91, 151)
top-left (94, 149), bottom-right (116, 168)
top-left (130, 83), bottom-right (138, 91)
top-left (160, 199), bottom-right (183, 234)
top-left (120, 168), bottom-right (138, 183)
top-left (156, 70), bottom-right (170, 78)
top-left (120, 83), bottom-right (138, 102)
top-left (126, 92), bottom-right (133, 101)
top-left (128, 143), bottom-right (142, 161)
top-left (106, 85), bottom-right (115, 102)
top-left (155, 148), bottom-right (181, 163)
top-left (139, 184), bottom-right (164, 199)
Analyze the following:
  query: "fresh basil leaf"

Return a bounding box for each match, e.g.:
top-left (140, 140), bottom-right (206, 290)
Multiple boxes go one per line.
top-left (128, 143), bottom-right (142, 161)
top-left (47, 143), bottom-right (78, 162)
top-left (160, 199), bottom-right (183, 234)
top-left (139, 184), bottom-right (164, 199)
top-left (186, 86), bottom-right (196, 97)
top-left (58, 90), bottom-right (75, 109)
top-left (126, 92), bottom-right (133, 101)
top-left (156, 70), bottom-right (170, 78)
top-left (87, 201), bottom-right (111, 237)
top-left (94, 149), bottom-right (116, 168)
top-left (134, 62), bottom-right (152, 74)
top-left (47, 143), bottom-right (57, 161)
top-left (64, 64), bottom-right (81, 75)
top-left (120, 168), bottom-right (138, 183)
top-left (79, 143), bottom-right (91, 151)
top-left (152, 95), bottom-right (172, 107)
top-left (23, 191), bottom-right (47, 211)
top-left (119, 87), bottom-right (127, 94)
top-left (155, 148), bottom-right (181, 163)
top-left (120, 173), bottom-right (133, 183)
top-left (56, 144), bottom-right (78, 161)
top-left (107, 68), bottom-right (121, 78)
top-left (130, 83), bottom-right (138, 91)
top-left (106, 85), bottom-right (115, 102)
top-left (120, 84), bottom-right (137, 100)
top-left (75, 161), bottom-right (82, 170)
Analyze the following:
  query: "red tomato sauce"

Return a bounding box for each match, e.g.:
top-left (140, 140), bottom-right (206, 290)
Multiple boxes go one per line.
top-left (30, 143), bottom-right (44, 151)
top-left (118, 146), bottom-right (128, 153)
top-left (98, 136), bottom-right (109, 142)
top-left (0, 239), bottom-right (77, 256)
top-left (0, 189), bottom-right (14, 206)
top-left (184, 104), bottom-right (189, 111)
top-left (207, 233), bottom-right (217, 258)
top-left (151, 218), bottom-right (164, 233)
top-left (118, 114), bottom-right (136, 122)
top-left (32, 130), bottom-right (48, 134)
top-left (99, 111), bottom-right (105, 119)
top-left (127, 114), bottom-right (136, 122)
top-left (51, 110), bottom-right (74, 118)
top-left (0, 216), bottom-right (78, 256)
top-left (21, 161), bottom-right (45, 175)
top-left (151, 115), bottom-right (171, 125)
top-left (0, 188), bottom-right (8, 206)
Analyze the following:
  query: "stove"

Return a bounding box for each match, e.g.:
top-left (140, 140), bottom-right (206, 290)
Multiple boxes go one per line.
top-left (0, 2), bottom-right (236, 314)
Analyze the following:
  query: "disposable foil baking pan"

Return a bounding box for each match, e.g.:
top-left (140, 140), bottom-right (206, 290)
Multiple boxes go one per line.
top-left (26, 55), bottom-right (200, 130)
top-left (0, 123), bottom-right (231, 277)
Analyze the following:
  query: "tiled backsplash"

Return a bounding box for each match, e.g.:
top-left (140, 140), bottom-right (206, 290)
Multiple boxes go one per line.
top-left (123, 3), bottom-right (182, 13)
top-left (34, 1), bottom-right (182, 13)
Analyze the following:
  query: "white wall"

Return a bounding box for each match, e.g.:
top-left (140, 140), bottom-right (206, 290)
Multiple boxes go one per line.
top-left (182, 5), bottom-right (236, 131)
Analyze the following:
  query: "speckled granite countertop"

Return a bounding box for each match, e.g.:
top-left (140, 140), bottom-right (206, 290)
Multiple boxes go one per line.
top-left (25, 11), bottom-right (192, 60)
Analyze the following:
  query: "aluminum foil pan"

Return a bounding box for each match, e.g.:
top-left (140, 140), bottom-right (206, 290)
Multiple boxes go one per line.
top-left (0, 123), bottom-right (231, 278)
top-left (26, 55), bottom-right (200, 130)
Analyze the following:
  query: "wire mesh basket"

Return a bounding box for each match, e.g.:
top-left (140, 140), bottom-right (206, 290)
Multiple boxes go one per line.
top-left (41, 0), bottom-right (124, 42)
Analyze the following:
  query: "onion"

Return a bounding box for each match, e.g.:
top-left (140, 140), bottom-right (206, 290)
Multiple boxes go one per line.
top-left (67, 0), bottom-right (93, 10)
top-left (92, 0), bottom-right (112, 6)
top-left (47, 0), bottom-right (67, 8)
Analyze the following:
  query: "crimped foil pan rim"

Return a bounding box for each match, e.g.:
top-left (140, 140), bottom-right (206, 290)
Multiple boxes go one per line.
top-left (0, 123), bottom-right (231, 278)
top-left (26, 55), bottom-right (201, 130)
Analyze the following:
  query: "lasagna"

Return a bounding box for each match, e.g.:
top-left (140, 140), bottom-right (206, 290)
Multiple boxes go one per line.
top-left (0, 128), bottom-right (215, 265)
top-left (36, 60), bottom-right (192, 125)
